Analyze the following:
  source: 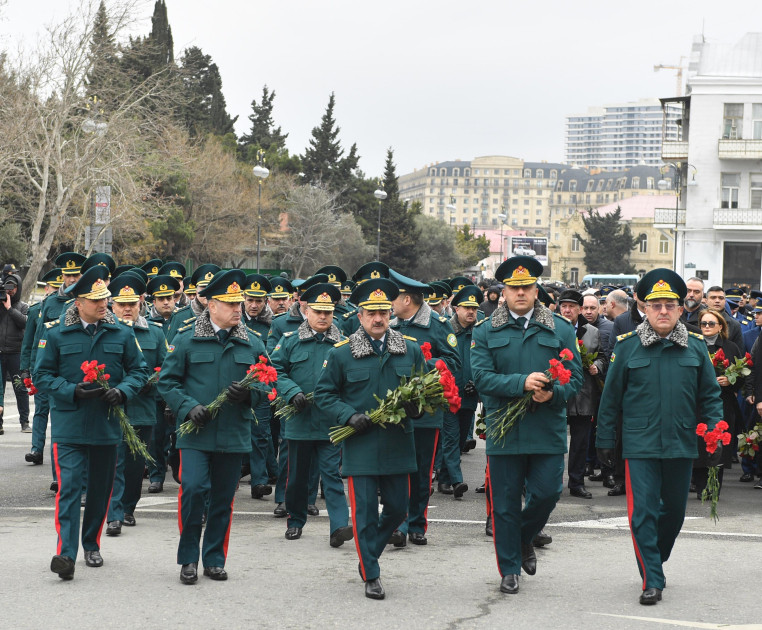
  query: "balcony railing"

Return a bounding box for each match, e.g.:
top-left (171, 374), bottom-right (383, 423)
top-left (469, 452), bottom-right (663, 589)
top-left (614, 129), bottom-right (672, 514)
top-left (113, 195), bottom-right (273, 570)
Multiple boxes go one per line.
top-left (718, 139), bottom-right (762, 159)
top-left (661, 141), bottom-right (689, 160)
top-left (713, 208), bottom-right (762, 228)
top-left (653, 207), bottom-right (685, 227)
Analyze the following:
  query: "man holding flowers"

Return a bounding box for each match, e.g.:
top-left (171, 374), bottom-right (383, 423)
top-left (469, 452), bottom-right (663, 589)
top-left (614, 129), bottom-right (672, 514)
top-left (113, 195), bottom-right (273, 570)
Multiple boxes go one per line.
top-left (470, 256), bottom-right (583, 595)
top-left (597, 268), bottom-right (723, 605)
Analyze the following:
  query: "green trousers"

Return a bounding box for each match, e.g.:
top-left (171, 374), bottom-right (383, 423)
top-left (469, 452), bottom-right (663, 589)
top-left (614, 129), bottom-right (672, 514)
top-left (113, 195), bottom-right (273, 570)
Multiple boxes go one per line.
top-left (625, 458), bottom-right (692, 590)
top-left (398, 427), bottom-right (439, 536)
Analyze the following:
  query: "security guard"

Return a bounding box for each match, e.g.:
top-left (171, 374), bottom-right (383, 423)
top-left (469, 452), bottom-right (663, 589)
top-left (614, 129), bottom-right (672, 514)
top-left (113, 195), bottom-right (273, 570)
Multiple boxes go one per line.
top-left (341, 262), bottom-right (390, 336)
top-left (35, 265), bottom-right (149, 580)
top-left (314, 278), bottom-right (426, 600)
top-left (106, 274), bottom-right (167, 535)
top-left (270, 282), bottom-right (353, 546)
top-left (438, 285), bottom-right (482, 493)
top-left (597, 268), bottom-right (723, 605)
top-left (387, 269), bottom-right (461, 546)
top-left (22, 268), bottom-right (64, 466)
top-left (470, 256), bottom-right (583, 595)
top-left (158, 269), bottom-right (270, 584)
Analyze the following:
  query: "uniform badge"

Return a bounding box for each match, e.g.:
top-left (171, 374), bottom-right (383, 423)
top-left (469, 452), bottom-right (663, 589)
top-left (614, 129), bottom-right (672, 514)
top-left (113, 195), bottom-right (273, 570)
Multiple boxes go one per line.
top-left (610, 352), bottom-right (615, 363)
top-left (322, 359), bottom-right (328, 368)
top-left (470, 339), bottom-right (476, 349)
top-left (168, 345), bottom-right (175, 353)
top-left (38, 339), bottom-right (47, 348)
top-left (274, 344), bottom-right (281, 352)
top-left (447, 333), bottom-right (458, 348)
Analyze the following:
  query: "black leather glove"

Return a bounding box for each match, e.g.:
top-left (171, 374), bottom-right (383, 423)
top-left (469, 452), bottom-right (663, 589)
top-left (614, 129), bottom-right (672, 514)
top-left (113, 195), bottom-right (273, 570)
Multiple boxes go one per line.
top-left (401, 400), bottom-right (424, 419)
top-left (186, 404), bottom-right (211, 429)
top-left (74, 382), bottom-right (105, 400)
top-left (19, 370), bottom-right (31, 383)
top-left (464, 380), bottom-right (477, 397)
top-left (102, 388), bottom-right (126, 406)
top-left (347, 413), bottom-right (372, 435)
top-left (139, 382), bottom-right (153, 395)
top-left (707, 443), bottom-right (723, 467)
top-left (227, 381), bottom-right (250, 404)
top-left (290, 392), bottom-right (308, 413)
top-left (597, 448), bottom-right (615, 470)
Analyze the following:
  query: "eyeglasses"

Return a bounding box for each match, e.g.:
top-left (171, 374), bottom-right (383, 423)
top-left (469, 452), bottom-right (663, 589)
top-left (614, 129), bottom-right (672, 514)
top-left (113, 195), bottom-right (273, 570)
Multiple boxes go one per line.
top-left (646, 303), bottom-right (678, 312)
top-left (699, 321), bottom-right (719, 328)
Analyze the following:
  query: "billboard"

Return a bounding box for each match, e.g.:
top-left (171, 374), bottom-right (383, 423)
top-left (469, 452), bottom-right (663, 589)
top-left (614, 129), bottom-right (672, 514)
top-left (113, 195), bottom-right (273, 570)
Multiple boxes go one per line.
top-left (509, 236), bottom-right (548, 267)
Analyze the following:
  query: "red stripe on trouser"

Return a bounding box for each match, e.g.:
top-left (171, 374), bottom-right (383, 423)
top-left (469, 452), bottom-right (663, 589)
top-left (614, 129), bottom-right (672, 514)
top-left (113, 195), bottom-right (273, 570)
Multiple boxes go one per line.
top-left (347, 477), bottom-right (367, 581)
top-left (222, 496), bottom-right (236, 559)
top-left (422, 429), bottom-right (439, 533)
top-left (625, 460), bottom-right (647, 590)
top-left (53, 443), bottom-right (63, 554)
top-left (94, 455), bottom-right (117, 548)
top-left (486, 456), bottom-right (502, 577)
top-left (177, 450), bottom-right (184, 533)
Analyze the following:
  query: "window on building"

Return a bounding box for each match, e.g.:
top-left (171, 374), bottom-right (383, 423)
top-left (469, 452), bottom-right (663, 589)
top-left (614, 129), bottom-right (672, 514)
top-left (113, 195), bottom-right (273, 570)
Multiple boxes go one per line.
top-left (571, 236), bottom-right (580, 252)
top-left (751, 174), bottom-right (762, 208)
top-left (555, 233), bottom-right (560, 241)
top-left (512, 199), bottom-right (518, 205)
top-left (646, 178), bottom-right (654, 189)
top-left (569, 180), bottom-right (577, 192)
top-left (474, 178), bottom-right (480, 186)
top-left (639, 234), bottom-right (648, 253)
top-left (632, 176), bottom-right (640, 188)
top-left (474, 169), bottom-right (479, 175)
top-left (523, 169), bottom-right (531, 177)
top-left (524, 209), bottom-right (529, 215)
top-left (721, 173), bottom-right (740, 208)
top-left (585, 194), bottom-right (591, 204)
top-left (659, 234), bottom-right (669, 254)
top-left (535, 219), bottom-right (542, 225)
top-left (723, 103), bottom-right (744, 139)
top-left (550, 170), bottom-right (558, 179)
top-left (484, 169), bottom-right (490, 175)
top-left (464, 169), bottom-right (471, 177)
top-left (586, 180), bottom-right (594, 192)
top-left (524, 199), bottom-right (529, 206)
top-left (453, 169), bottom-right (459, 177)
top-left (523, 219), bottom-right (529, 225)
top-left (536, 200), bottom-right (542, 205)
top-left (463, 198), bottom-right (469, 204)
top-left (570, 268), bottom-right (579, 284)
top-left (524, 180), bottom-right (530, 188)
top-left (753, 105), bottom-right (762, 139)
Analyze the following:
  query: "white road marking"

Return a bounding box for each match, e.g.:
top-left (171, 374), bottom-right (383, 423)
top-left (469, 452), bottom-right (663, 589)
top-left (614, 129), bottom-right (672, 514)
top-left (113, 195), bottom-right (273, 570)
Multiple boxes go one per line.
top-left (592, 613), bottom-right (762, 629)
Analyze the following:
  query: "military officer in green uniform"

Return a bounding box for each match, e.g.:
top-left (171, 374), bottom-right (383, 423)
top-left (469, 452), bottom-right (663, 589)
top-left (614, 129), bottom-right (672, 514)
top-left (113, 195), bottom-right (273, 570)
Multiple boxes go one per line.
top-left (141, 258), bottom-right (162, 279)
top-left (314, 278), bottom-right (427, 600)
top-left (470, 256), bottom-right (583, 595)
top-left (340, 280), bottom-right (355, 307)
top-left (158, 261), bottom-right (189, 308)
top-left (425, 281), bottom-right (452, 316)
top-left (243, 274), bottom-right (274, 337)
top-left (267, 277), bottom-right (294, 317)
top-left (80, 252), bottom-right (115, 279)
top-left (266, 273), bottom-right (329, 354)
top-left (597, 268), bottom-right (723, 605)
top-left (146, 274), bottom-right (180, 325)
top-left (106, 274), bottom-right (168, 535)
top-left (270, 282), bottom-right (353, 546)
top-left (35, 265), bottom-right (149, 579)
top-left (316, 265), bottom-right (351, 317)
top-left (340, 262), bottom-right (389, 336)
top-left (22, 268), bottom-right (64, 467)
top-left (165, 264), bottom-right (220, 342)
top-left (158, 269), bottom-right (270, 584)
top-left (387, 269), bottom-right (461, 546)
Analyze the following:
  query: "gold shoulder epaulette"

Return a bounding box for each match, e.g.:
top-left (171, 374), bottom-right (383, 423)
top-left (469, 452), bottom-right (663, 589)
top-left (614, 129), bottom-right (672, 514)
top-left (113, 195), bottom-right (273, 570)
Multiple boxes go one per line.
top-left (44, 319), bottom-right (60, 329)
top-left (688, 331), bottom-right (704, 340)
top-left (474, 318), bottom-right (487, 327)
top-left (149, 320), bottom-right (163, 328)
top-left (616, 331), bottom-right (636, 342)
top-left (438, 316), bottom-right (448, 323)
top-left (403, 334), bottom-right (418, 342)
top-left (343, 310), bottom-right (355, 319)
top-left (183, 316), bottom-right (196, 324)
top-left (117, 318), bottom-right (134, 327)
top-left (250, 329), bottom-right (262, 337)
top-left (272, 312), bottom-right (287, 319)
top-left (177, 323), bottom-right (193, 334)
top-left (334, 339), bottom-right (350, 347)
top-left (283, 331), bottom-right (294, 337)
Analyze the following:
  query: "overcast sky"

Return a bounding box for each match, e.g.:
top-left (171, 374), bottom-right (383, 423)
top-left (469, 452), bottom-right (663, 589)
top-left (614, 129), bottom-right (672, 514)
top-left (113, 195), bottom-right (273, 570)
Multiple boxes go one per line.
top-left (2, 0), bottom-right (760, 177)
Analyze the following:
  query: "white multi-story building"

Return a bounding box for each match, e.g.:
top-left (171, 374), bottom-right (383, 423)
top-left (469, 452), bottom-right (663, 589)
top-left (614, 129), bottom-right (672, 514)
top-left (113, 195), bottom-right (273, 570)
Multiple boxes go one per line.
top-left (566, 98), bottom-right (681, 170)
top-left (659, 33), bottom-right (762, 288)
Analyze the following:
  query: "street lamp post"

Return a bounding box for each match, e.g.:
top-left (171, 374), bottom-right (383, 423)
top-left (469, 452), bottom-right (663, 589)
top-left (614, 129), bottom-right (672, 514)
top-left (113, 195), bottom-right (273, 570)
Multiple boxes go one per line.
top-left (498, 212), bottom-right (507, 263)
top-left (658, 162), bottom-right (696, 272)
top-left (253, 158), bottom-right (270, 273)
top-left (374, 187), bottom-right (387, 260)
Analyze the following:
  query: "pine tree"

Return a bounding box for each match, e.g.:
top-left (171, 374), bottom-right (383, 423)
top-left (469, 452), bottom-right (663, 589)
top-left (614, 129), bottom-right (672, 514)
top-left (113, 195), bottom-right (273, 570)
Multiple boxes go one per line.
top-left (574, 206), bottom-right (637, 274)
top-left (378, 148), bottom-right (419, 273)
top-left (239, 85), bottom-right (288, 155)
top-left (120, 0), bottom-right (174, 84)
top-left (86, 1), bottom-right (118, 93)
top-left (178, 47), bottom-right (237, 137)
top-left (149, 0), bottom-right (174, 66)
top-left (301, 92), bottom-right (359, 190)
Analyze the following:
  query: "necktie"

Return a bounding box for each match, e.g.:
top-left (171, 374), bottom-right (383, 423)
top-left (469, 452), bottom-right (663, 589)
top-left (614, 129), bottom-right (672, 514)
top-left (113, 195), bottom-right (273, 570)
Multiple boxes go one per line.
top-left (372, 339), bottom-right (384, 355)
top-left (516, 316), bottom-right (527, 330)
top-left (216, 329), bottom-right (229, 345)
top-left (314, 333), bottom-right (325, 342)
top-left (85, 323), bottom-right (97, 337)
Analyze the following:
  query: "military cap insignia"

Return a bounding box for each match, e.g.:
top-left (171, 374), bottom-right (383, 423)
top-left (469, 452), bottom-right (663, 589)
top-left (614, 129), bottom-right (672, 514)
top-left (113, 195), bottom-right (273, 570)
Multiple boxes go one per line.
top-left (65, 260), bottom-right (76, 269)
top-left (447, 333), bottom-right (458, 348)
top-left (370, 270), bottom-right (381, 279)
top-left (227, 282), bottom-right (240, 294)
top-left (273, 285), bottom-right (283, 293)
top-left (159, 284), bottom-right (168, 292)
top-left (204, 272), bottom-right (214, 281)
top-left (513, 266), bottom-right (530, 280)
top-left (56, 275), bottom-right (63, 283)
top-left (465, 295), bottom-right (478, 305)
top-left (653, 279), bottom-right (670, 292)
top-left (328, 273), bottom-right (337, 282)
top-left (151, 266), bottom-right (159, 274)
top-left (251, 281), bottom-right (261, 291)
top-left (188, 282), bottom-right (196, 290)
top-left (119, 286), bottom-right (135, 297)
top-left (92, 279), bottom-right (106, 292)
top-left (316, 292), bottom-right (332, 303)
top-left (169, 270), bottom-right (181, 277)
top-left (369, 288), bottom-right (386, 301)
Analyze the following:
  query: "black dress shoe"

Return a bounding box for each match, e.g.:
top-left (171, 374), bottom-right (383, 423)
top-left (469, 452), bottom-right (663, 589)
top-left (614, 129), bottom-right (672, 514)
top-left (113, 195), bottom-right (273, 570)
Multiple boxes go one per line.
top-left (475, 484), bottom-right (486, 494)
top-left (437, 482), bottom-right (453, 494)
top-left (388, 530), bottom-right (406, 547)
top-left (251, 484), bottom-right (272, 499)
top-left (106, 521), bottom-right (122, 536)
top-left (330, 526), bottom-right (354, 548)
top-left (603, 475), bottom-right (616, 488)
top-left (50, 555), bottom-right (75, 580)
top-left (307, 504), bottom-right (320, 516)
top-left (464, 438), bottom-right (477, 452)
top-left (409, 531), bottom-right (427, 545)
top-left (273, 503), bottom-right (287, 517)
top-left (521, 543), bottom-right (536, 575)
top-left (485, 515), bottom-right (493, 537)
top-left (84, 550), bottom-right (103, 567)
top-left (452, 482), bottom-right (468, 498)
top-left (180, 562), bottom-right (198, 584)
top-left (123, 514), bottom-right (136, 526)
top-left (639, 588), bottom-right (662, 605)
top-left (500, 574), bottom-right (519, 594)
top-left (569, 486), bottom-right (592, 499)
top-left (203, 566), bottom-right (228, 581)
top-left (147, 481), bottom-right (163, 494)
top-left (740, 473), bottom-right (754, 482)
top-left (533, 530), bottom-right (552, 547)
top-left (608, 483), bottom-right (626, 497)
top-left (365, 578), bottom-right (385, 600)
top-left (588, 471), bottom-right (604, 482)
top-left (25, 451), bottom-right (43, 465)
top-left (285, 527), bottom-right (302, 540)
top-left (50, 481), bottom-right (59, 492)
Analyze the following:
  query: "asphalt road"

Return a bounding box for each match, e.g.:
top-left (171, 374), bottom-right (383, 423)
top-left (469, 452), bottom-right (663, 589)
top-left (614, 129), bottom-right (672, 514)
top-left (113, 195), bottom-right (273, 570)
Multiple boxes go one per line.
top-left (1, 395), bottom-right (761, 630)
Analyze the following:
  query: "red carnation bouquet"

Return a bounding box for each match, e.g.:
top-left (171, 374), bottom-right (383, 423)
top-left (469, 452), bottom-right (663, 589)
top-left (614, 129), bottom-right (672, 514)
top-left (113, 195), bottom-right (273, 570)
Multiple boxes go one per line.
top-left (328, 357), bottom-right (460, 444)
top-left (487, 348), bottom-right (574, 445)
top-left (696, 420), bottom-right (732, 523)
top-left (14, 375), bottom-right (38, 396)
top-left (710, 349), bottom-right (752, 384)
top-left (420, 342), bottom-right (433, 361)
top-left (178, 355), bottom-right (278, 435)
top-left (738, 422), bottom-right (762, 459)
top-left (80, 360), bottom-right (152, 462)
top-left (145, 366), bottom-right (161, 387)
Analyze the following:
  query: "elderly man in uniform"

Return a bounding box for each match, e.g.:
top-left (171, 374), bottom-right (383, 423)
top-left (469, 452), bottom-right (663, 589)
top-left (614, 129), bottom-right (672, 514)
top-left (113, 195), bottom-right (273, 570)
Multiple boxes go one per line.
top-left (35, 265), bottom-right (149, 579)
top-left (470, 256), bottom-right (582, 595)
top-left (315, 278), bottom-right (426, 599)
top-left (158, 269), bottom-right (270, 584)
top-left (597, 269), bottom-right (722, 605)
top-left (267, 277), bottom-right (294, 317)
